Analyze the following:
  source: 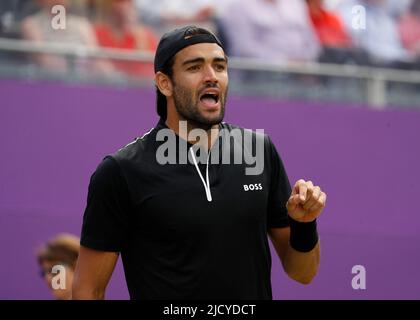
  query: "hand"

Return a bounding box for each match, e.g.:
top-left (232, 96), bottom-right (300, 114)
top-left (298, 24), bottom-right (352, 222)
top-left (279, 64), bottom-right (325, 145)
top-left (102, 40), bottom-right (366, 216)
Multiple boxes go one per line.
top-left (286, 179), bottom-right (326, 223)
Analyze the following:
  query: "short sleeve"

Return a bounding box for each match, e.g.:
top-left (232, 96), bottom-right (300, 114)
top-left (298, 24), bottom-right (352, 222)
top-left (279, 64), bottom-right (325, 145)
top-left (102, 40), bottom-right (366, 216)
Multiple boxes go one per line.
top-left (80, 156), bottom-right (131, 252)
top-left (266, 135), bottom-right (292, 228)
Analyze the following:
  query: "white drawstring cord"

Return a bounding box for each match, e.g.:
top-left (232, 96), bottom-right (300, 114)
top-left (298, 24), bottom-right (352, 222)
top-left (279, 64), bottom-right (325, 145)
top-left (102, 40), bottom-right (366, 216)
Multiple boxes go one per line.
top-left (190, 147), bottom-right (212, 202)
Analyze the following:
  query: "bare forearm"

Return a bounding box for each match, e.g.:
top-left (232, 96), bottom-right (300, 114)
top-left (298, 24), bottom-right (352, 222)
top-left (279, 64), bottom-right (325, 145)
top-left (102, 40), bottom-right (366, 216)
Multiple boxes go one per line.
top-left (72, 274), bottom-right (106, 300)
top-left (283, 241), bottom-right (320, 285)
top-left (270, 179), bottom-right (326, 285)
top-left (71, 246), bottom-right (118, 300)
top-left (72, 286), bottom-right (105, 300)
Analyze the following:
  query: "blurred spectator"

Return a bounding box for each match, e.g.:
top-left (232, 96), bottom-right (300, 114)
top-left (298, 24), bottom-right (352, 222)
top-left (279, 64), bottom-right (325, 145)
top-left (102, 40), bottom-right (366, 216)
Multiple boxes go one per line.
top-left (336, 0), bottom-right (409, 66)
top-left (20, 0), bottom-right (107, 74)
top-left (399, 0), bottom-right (420, 59)
top-left (385, 0), bottom-right (413, 19)
top-left (134, 0), bottom-right (218, 37)
top-left (0, 0), bottom-right (36, 66)
top-left (94, 0), bottom-right (157, 77)
top-left (0, 0), bottom-right (35, 38)
top-left (219, 0), bottom-right (321, 62)
top-left (306, 0), bottom-right (352, 49)
top-left (36, 233), bottom-right (80, 300)
top-left (323, 0), bottom-right (347, 11)
top-left (306, 0), bottom-right (371, 65)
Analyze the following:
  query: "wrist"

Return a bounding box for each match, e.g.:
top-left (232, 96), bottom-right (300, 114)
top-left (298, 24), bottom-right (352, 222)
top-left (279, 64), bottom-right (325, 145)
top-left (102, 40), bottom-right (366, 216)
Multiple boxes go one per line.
top-left (288, 215), bottom-right (319, 252)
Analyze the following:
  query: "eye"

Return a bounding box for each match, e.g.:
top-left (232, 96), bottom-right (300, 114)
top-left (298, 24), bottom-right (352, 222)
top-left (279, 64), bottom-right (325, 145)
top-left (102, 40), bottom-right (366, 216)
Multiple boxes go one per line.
top-left (215, 64), bottom-right (226, 72)
top-left (187, 65), bottom-right (200, 71)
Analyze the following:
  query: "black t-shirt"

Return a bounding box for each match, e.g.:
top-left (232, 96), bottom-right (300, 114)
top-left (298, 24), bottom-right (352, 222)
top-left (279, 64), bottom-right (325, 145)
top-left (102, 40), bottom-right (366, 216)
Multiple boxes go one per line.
top-left (81, 119), bottom-right (291, 300)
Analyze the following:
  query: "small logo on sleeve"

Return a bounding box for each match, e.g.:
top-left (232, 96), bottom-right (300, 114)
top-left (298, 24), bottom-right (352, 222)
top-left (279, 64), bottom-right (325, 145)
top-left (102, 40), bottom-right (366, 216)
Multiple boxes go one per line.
top-left (243, 183), bottom-right (263, 191)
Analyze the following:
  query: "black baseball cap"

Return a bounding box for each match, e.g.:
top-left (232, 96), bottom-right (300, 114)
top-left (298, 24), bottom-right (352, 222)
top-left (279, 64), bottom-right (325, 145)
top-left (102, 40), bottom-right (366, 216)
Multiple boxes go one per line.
top-left (154, 25), bottom-right (224, 73)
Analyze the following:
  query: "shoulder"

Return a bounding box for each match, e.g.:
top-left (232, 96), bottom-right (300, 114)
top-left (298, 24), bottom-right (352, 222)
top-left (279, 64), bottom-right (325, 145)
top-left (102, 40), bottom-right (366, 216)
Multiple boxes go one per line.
top-left (88, 127), bottom-right (157, 196)
top-left (221, 122), bottom-right (273, 161)
top-left (90, 126), bottom-right (156, 181)
top-left (110, 126), bottom-right (156, 167)
top-left (88, 156), bottom-right (125, 194)
top-left (222, 122), bottom-right (284, 160)
top-left (220, 122), bottom-right (270, 145)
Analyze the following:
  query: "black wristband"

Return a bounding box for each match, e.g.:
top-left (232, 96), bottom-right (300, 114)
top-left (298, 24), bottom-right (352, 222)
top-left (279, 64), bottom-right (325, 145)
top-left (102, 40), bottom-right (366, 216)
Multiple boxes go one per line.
top-left (288, 216), bottom-right (319, 252)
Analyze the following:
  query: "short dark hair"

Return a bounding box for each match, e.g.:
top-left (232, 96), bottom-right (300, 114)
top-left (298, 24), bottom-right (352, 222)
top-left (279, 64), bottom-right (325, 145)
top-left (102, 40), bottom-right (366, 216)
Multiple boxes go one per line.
top-left (36, 234), bottom-right (80, 269)
top-left (155, 26), bottom-right (219, 120)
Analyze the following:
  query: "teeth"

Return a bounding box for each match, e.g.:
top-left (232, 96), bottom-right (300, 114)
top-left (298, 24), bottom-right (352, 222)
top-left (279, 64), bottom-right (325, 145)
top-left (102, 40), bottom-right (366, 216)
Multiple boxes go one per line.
top-left (201, 93), bottom-right (217, 98)
top-left (200, 92), bottom-right (219, 103)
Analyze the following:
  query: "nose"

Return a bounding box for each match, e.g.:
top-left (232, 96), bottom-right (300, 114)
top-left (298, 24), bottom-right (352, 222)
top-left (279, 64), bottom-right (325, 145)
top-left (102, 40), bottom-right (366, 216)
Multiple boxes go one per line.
top-left (202, 64), bottom-right (218, 83)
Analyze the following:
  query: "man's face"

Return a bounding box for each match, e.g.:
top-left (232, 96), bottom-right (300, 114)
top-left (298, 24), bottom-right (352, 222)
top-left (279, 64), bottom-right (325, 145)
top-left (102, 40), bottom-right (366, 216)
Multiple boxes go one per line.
top-left (170, 43), bottom-right (228, 129)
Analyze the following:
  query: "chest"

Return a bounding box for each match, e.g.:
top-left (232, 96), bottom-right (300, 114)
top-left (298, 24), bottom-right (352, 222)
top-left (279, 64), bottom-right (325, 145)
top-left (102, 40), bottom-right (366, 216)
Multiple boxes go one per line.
top-left (127, 162), bottom-right (270, 240)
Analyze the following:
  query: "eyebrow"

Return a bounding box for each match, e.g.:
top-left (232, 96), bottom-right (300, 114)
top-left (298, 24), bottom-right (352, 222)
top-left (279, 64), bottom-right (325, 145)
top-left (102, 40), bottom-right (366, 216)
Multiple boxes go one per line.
top-left (182, 56), bottom-right (228, 66)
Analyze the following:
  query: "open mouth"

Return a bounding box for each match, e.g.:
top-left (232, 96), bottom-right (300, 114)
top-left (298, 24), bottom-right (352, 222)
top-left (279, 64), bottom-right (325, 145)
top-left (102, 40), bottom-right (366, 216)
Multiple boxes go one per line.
top-left (199, 91), bottom-right (220, 107)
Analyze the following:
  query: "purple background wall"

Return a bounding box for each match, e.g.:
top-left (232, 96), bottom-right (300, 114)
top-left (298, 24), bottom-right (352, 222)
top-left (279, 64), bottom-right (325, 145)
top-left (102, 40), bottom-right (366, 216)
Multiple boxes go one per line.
top-left (1, 79), bottom-right (419, 299)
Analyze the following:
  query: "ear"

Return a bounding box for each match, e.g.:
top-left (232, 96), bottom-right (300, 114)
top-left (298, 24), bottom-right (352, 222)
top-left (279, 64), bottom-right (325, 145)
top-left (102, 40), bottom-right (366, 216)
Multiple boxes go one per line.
top-left (155, 72), bottom-right (173, 97)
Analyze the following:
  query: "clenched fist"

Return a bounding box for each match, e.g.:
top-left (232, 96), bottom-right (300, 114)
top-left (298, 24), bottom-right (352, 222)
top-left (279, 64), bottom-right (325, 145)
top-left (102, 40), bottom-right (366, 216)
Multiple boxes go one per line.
top-left (286, 179), bottom-right (326, 223)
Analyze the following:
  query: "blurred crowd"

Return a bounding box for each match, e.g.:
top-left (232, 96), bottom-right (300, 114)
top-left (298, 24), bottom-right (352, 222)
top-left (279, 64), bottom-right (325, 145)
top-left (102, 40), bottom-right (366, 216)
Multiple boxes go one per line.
top-left (36, 233), bottom-right (80, 300)
top-left (1, 0), bottom-right (420, 79)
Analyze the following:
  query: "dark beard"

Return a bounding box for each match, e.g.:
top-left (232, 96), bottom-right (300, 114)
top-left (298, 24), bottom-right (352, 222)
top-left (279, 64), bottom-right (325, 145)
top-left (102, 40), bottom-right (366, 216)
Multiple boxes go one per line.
top-left (172, 83), bottom-right (227, 131)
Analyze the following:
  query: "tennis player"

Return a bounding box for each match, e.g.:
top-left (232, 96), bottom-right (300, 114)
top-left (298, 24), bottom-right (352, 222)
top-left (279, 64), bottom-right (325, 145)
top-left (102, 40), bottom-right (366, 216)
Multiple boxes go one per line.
top-left (72, 26), bottom-right (327, 300)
